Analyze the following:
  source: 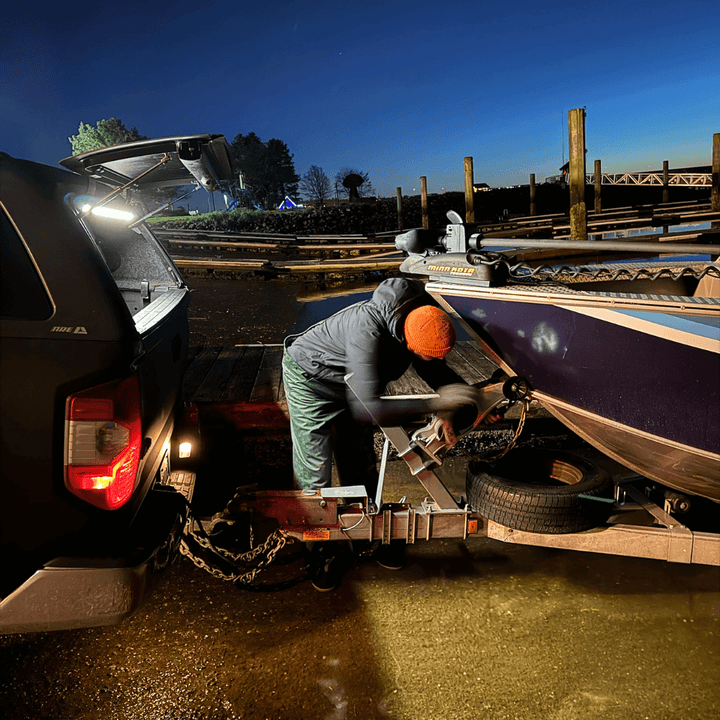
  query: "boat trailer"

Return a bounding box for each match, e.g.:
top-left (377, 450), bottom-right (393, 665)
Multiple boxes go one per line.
top-left (173, 377), bottom-right (720, 579)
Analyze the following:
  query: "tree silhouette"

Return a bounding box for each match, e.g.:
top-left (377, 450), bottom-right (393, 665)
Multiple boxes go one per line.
top-left (69, 118), bottom-right (146, 155)
top-left (230, 133), bottom-right (300, 209)
top-left (334, 168), bottom-right (374, 199)
top-left (300, 165), bottom-right (331, 204)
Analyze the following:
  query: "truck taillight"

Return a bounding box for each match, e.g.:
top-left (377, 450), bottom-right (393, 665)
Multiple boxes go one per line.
top-left (64, 375), bottom-right (142, 510)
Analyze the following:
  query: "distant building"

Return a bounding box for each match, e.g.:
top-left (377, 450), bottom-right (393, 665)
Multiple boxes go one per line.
top-left (473, 182), bottom-right (490, 192)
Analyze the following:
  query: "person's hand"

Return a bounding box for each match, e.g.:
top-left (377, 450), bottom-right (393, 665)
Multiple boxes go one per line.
top-left (437, 416), bottom-right (459, 447)
top-left (483, 409), bottom-right (504, 425)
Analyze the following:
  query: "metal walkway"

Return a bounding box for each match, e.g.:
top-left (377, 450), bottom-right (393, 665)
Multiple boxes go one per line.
top-left (589, 171), bottom-right (711, 187)
top-left (547, 171), bottom-right (712, 186)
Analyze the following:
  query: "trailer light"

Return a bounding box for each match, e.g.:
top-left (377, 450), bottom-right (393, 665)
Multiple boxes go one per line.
top-left (178, 441), bottom-right (192, 459)
top-left (65, 375), bottom-right (142, 510)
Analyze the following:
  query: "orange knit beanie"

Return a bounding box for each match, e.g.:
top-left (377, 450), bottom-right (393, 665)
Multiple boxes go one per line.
top-left (404, 306), bottom-right (456, 358)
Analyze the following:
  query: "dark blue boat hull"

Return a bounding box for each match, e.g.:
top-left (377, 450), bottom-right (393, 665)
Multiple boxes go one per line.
top-left (434, 289), bottom-right (720, 500)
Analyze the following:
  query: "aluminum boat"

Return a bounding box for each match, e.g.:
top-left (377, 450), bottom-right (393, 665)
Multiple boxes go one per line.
top-left (397, 215), bottom-right (720, 501)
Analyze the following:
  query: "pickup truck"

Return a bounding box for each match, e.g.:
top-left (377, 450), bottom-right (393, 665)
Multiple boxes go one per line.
top-left (0, 135), bottom-right (234, 633)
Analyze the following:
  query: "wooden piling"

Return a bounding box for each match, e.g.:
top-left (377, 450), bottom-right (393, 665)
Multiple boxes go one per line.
top-left (594, 160), bottom-right (602, 213)
top-left (396, 187), bottom-right (403, 231)
top-left (568, 108), bottom-right (587, 242)
top-left (663, 160), bottom-right (670, 204)
top-left (420, 176), bottom-right (429, 229)
top-left (529, 174), bottom-right (536, 216)
top-left (712, 133), bottom-right (720, 214)
top-left (464, 157), bottom-right (475, 223)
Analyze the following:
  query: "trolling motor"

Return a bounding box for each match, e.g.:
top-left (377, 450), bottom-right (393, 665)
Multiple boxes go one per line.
top-left (395, 210), bottom-right (483, 256)
top-left (395, 211), bottom-right (510, 287)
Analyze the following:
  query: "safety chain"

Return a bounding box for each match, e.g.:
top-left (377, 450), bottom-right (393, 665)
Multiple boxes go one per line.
top-left (180, 524), bottom-right (293, 585)
top-left (178, 488), bottom-right (303, 589)
top-left (469, 251), bottom-right (720, 285)
top-left (471, 397), bottom-right (531, 463)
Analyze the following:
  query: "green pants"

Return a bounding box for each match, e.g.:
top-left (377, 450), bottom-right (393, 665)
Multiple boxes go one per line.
top-left (282, 351), bottom-right (378, 497)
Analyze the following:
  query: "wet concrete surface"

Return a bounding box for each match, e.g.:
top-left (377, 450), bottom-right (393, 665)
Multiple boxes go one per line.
top-left (2, 279), bottom-right (719, 719)
top-left (2, 458), bottom-right (719, 720)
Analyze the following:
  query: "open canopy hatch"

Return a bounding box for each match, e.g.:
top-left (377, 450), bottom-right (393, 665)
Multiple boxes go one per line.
top-left (60, 134), bottom-right (235, 193)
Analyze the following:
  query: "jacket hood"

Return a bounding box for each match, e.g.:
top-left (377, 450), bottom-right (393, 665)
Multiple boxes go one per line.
top-left (370, 278), bottom-right (429, 341)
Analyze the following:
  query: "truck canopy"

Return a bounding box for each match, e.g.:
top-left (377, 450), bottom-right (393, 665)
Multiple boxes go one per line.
top-left (59, 134), bottom-right (235, 193)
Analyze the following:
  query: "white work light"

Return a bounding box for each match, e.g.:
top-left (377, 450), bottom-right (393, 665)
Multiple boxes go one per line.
top-left (81, 204), bottom-right (135, 222)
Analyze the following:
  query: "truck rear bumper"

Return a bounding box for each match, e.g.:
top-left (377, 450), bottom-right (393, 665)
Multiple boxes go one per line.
top-left (0, 487), bottom-right (188, 635)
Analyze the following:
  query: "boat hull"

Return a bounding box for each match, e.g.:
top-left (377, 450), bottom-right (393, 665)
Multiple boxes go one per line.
top-left (429, 283), bottom-right (720, 501)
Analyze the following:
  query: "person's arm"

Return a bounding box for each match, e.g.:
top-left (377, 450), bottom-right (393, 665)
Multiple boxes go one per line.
top-left (347, 335), bottom-right (476, 428)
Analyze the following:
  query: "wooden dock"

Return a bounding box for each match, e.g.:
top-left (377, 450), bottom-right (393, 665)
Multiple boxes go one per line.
top-left (156, 199), bottom-right (718, 279)
top-left (182, 341), bottom-right (539, 432)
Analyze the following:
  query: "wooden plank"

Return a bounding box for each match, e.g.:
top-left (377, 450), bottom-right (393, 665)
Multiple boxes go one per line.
top-left (445, 348), bottom-right (486, 384)
top-left (185, 343), bottom-right (502, 408)
top-left (249, 346), bottom-right (284, 403)
top-left (199, 401), bottom-right (290, 430)
top-left (453, 342), bottom-right (498, 379)
top-left (386, 365), bottom-right (432, 396)
top-left (186, 345), bottom-right (203, 365)
top-left (173, 257), bottom-right (402, 273)
top-left (182, 346), bottom-right (222, 401)
top-left (223, 346), bottom-right (266, 402)
top-left (193, 347), bottom-right (246, 403)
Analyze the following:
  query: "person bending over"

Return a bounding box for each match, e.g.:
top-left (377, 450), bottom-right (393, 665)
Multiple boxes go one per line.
top-left (282, 278), bottom-right (477, 588)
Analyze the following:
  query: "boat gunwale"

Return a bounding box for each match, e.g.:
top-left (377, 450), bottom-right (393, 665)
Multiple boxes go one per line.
top-left (426, 280), bottom-right (720, 317)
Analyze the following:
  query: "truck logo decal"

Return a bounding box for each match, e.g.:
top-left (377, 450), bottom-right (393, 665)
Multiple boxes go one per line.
top-left (51, 326), bottom-right (88, 334)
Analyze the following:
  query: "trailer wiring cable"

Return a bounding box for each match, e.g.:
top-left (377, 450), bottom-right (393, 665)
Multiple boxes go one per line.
top-left (339, 507), bottom-right (371, 533)
top-left (474, 396), bottom-right (531, 462)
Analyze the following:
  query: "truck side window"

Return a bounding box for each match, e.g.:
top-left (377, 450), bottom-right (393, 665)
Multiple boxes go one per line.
top-left (0, 210), bottom-right (53, 320)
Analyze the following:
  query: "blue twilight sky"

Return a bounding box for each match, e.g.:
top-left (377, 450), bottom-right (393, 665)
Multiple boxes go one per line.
top-left (2, 0), bottom-right (719, 198)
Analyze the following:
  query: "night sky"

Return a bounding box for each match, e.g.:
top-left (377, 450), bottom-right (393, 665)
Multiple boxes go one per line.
top-left (2, 0), bottom-right (719, 198)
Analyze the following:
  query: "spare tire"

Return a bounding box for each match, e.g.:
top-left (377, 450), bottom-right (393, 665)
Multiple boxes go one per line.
top-left (466, 449), bottom-right (614, 534)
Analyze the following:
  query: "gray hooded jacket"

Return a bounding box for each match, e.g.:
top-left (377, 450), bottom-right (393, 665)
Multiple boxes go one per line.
top-left (285, 278), bottom-right (464, 424)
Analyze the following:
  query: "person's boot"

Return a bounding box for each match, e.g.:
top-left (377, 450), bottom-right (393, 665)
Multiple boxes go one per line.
top-left (374, 540), bottom-right (407, 570)
top-left (307, 541), bottom-right (353, 592)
